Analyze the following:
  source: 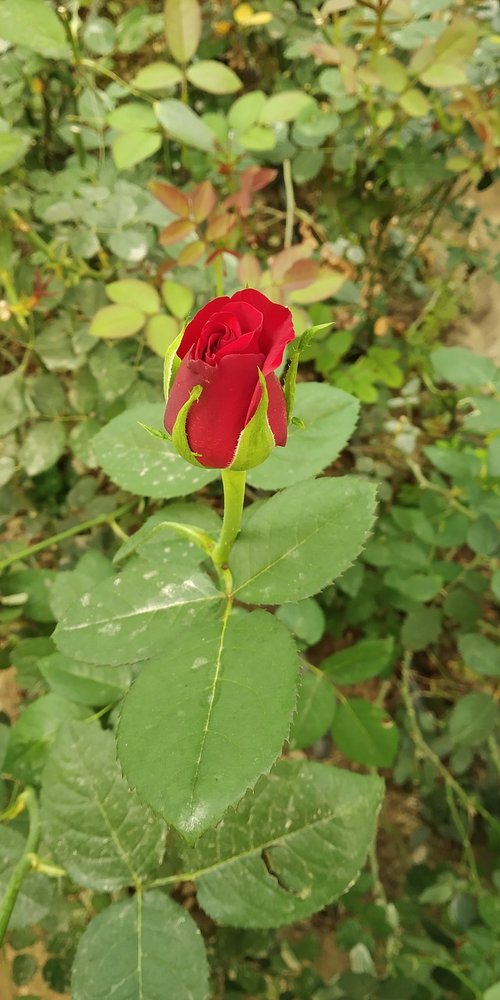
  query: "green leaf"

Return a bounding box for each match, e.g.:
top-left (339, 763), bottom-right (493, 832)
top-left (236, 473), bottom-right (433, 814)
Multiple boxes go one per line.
top-left (419, 63), bottom-right (467, 87)
top-left (228, 90), bottom-right (266, 132)
top-left (231, 477), bottom-right (377, 605)
top-left (289, 272), bottom-right (345, 304)
top-left (82, 16), bottom-right (116, 55)
top-left (90, 304), bottom-right (145, 339)
top-left (132, 61), bottom-right (183, 90)
top-left (145, 314), bottom-right (179, 356)
top-left (19, 423), bottom-right (66, 477)
top-left (155, 99), bottom-right (215, 151)
top-left (41, 721), bottom-right (166, 890)
top-left (187, 60), bottom-right (242, 95)
top-left (3, 568), bottom-right (55, 623)
top-left (164, 0), bottom-right (202, 64)
top-left (107, 279), bottom-right (160, 315)
top-left (371, 54), bottom-right (408, 93)
top-left (0, 131), bottom-right (30, 173)
top-left (458, 633), bottom-right (500, 678)
top-left (112, 130), bottom-right (162, 170)
top-left (289, 672), bottom-right (336, 749)
top-left (107, 102), bottom-right (158, 131)
top-left (3, 695), bottom-right (87, 784)
top-left (332, 698), bottom-right (399, 767)
top-left (161, 279), bottom-right (195, 318)
top-left (448, 693), bottom-right (498, 748)
top-left (71, 892), bottom-right (209, 1000)
top-left (322, 638), bottom-right (394, 685)
top-left (54, 560), bottom-right (222, 667)
top-left (466, 516), bottom-right (498, 556)
top-left (260, 91), bottom-right (315, 123)
top-left (247, 383), bottom-right (359, 489)
top-left (118, 609), bottom-right (298, 839)
top-left (238, 125), bottom-right (277, 151)
top-left (0, 370), bottom-right (27, 435)
top-left (398, 88), bottom-right (430, 117)
top-left (107, 228), bottom-right (150, 263)
top-left (488, 437), bottom-right (500, 478)
top-left (0, 827), bottom-right (53, 929)
top-left (183, 760), bottom-right (383, 927)
top-left (93, 403), bottom-right (217, 497)
top-left (40, 652), bottom-right (132, 706)
top-left (401, 607), bottom-right (442, 651)
top-left (0, 0), bottom-right (70, 59)
top-left (276, 598), bottom-right (325, 646)
top-left (484, 983), bottom-right (500, 1000)
top-left (384, 570), bottom-right (443, 602)
top-left (431, 346), bottom-right (496, 387)
top-left (463, 397), bottom-right (500, 434)
top-left (113, 501), bottom-right (220, 565)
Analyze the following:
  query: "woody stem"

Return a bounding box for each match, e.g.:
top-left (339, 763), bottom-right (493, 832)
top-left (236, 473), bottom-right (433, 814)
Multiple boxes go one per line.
top-left (212, 470), bottom-right (246, 569)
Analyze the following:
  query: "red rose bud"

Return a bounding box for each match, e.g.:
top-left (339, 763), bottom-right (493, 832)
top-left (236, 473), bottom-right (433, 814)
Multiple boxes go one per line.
top-left (164, 288), bottom-right (295, 470)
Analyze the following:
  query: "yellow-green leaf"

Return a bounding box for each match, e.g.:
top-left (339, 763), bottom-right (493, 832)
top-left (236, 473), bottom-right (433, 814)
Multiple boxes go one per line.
top-left (260, 90), bottom-right (315, 124)
top-left (187, 60), bottom-right (243, 95)
top-left (107, 280), bottom-right (160, 315)
top-left (161, 280), bottom-right (195, 319)
top-left (398, 88), bottom-right (430, 117)
top-left (145, 315), bottom-right (180, 356)
top-left (132, 62), bottom-right (183, 91)
top-left (111, 131), bottom-right (161, 170)
top-left (164, 0), bottom-right (202, 64)
top-left (90, 304), bottom-right (145, 339)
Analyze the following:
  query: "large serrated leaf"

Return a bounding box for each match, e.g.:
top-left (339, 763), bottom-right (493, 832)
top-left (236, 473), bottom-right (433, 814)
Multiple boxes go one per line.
top-left (93, 403), bottom-right (217, 498)
top-left (3, 695), bottom-right (87, 784)
top-left (247, 383), bottom-right (359, 489)
top-left (182, 760), bottom-right (383, 927)
top-left (54, 560), bottom-right (223, 666)
top-left (231, 477), bottom-right (377, 604)
top-left (71, 892), bottom-right (209, 1000)
top-left (118, 609), bottom-right (299, 840)
top-left (41, 722), bottom-right (165, 890)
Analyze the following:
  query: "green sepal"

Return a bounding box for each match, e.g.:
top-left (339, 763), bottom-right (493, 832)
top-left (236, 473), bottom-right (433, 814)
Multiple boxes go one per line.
top-left (284, 322), bottom-right (334, 420)
top-left (163, 330), bottom-right (183, 403)
top-left (139, 422), bottom-right (171, 441)
top-left (171, 385), bottom-right (205, 468)
top-left (230, 370), bottom-right (275, 472)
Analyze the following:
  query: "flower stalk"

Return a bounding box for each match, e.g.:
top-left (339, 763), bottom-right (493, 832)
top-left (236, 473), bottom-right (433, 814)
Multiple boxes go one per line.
top-left (211, 469), bottom-right (246, 569)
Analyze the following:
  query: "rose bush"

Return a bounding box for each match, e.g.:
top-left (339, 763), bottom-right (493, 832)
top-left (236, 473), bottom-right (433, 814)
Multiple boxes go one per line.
top-left (164, 288), bottom-right (295, 469)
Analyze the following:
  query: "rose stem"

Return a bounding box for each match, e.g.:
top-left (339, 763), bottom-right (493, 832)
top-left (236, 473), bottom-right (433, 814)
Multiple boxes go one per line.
top-left (0, 788), bottom-right (40, 946)
top-left (211, 469), bottom-right (246, 569)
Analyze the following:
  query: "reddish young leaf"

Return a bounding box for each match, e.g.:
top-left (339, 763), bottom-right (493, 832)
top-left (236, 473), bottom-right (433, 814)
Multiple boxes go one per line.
top-left (159, 218), bottom-right (197, 245)
top-left (205, 213), bottom-right (236, 241)
top-left (281, 259), bottom-right (319, 291)
top-left (269, 242), bottom-right (315, 283)
top-left (224, 166), bottom-right (278, 217)
top-left (150, 180), bottom-right (190, 217)
top-left (190, 181), bottom-right (218, 223)
top-left (238, 254), bottom-right (262, 288)
top-left (178, 240), bottom-right (206, 266)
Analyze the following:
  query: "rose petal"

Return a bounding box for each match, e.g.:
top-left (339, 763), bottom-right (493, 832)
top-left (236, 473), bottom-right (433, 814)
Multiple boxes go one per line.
top-left (178, 296), bottom-right (230, 359)
top-left (164, 352), bottom-right (266, 468)
top-left (231, 288), bottom-right (295, 372)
